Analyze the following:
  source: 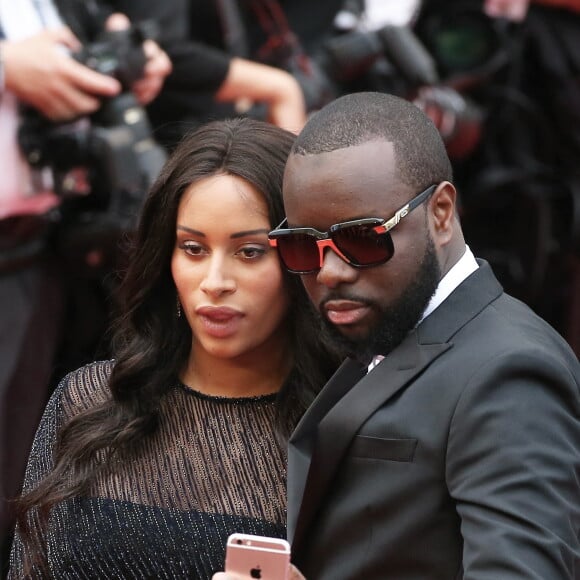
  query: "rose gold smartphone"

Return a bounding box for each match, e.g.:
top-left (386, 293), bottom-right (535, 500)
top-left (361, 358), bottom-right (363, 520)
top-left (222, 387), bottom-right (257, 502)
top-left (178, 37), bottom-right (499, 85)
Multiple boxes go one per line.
top-left (225, 533), bottom-right (291, 580)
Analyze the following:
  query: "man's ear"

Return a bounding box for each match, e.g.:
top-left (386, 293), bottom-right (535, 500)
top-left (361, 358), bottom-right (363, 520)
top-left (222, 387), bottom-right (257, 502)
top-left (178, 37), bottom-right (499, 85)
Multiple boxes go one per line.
top-left (429, 181), bottom-right (457, 245)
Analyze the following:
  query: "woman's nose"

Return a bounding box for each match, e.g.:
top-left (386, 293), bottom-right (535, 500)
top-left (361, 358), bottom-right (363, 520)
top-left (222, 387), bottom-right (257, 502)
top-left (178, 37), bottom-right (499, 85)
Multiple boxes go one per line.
top-left (199, 256), bottom-right (236, 296)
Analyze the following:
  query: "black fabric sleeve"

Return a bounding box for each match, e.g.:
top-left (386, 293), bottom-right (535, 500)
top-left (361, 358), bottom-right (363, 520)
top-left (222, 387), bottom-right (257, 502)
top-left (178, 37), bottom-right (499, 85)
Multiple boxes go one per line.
top-left (102, 0), bottom-right (231, 91)
top-left (164, 42), bottom-right (231, 92)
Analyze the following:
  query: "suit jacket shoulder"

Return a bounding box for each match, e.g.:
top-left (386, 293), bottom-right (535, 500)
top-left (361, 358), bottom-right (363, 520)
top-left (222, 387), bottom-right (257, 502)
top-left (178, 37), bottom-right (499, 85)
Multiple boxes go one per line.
top-left (289, 261), bottom-right (580, 579)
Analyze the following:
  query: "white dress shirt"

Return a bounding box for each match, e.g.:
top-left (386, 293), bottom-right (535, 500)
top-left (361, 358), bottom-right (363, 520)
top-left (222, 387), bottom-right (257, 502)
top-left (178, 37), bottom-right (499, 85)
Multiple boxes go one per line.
top-left (0, 0), bottom-right (62, 218)
top-left (368, 245), bottom-right (479, 371)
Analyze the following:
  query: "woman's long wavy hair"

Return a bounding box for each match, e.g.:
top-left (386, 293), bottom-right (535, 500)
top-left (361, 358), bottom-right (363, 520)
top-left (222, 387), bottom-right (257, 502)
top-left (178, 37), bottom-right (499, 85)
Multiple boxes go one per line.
top-left (16, 117), bottom-right (341, 555)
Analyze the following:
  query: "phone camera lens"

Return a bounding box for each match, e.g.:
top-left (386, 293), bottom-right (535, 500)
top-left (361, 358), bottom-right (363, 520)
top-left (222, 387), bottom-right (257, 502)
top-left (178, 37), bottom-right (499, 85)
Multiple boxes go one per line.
top-left (236, 539), bottom-right (243, 545)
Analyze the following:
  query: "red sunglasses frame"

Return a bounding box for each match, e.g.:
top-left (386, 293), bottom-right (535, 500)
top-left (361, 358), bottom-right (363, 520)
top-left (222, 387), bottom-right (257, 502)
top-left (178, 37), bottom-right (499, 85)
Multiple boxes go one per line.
top-left (268, 184), bottom-right (438, 274)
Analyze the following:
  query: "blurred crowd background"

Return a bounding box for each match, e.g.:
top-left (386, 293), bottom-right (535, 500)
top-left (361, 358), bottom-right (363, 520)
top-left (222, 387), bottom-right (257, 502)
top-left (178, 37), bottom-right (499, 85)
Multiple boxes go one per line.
top-left (1, 0), bottom-right (579, 575)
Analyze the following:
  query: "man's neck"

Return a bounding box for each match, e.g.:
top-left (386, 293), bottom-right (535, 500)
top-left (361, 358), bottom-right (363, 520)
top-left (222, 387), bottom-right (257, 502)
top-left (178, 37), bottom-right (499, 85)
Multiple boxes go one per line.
top-left (420, 245), bottom-right (479, 324)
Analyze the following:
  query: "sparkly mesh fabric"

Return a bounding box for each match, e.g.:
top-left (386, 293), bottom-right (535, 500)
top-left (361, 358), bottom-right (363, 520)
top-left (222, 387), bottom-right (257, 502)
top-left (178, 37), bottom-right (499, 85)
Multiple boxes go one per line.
top-left (9, 361), bottom-right (287, 579)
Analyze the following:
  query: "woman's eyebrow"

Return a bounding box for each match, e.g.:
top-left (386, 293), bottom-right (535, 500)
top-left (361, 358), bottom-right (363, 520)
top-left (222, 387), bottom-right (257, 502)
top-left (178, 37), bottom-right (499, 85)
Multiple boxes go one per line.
top-left (176, 226), bottom-right (270, 238)
top-left (231, 228), bottom-right (270, 239)
top-left (177, 225), bottom-right (204, 236)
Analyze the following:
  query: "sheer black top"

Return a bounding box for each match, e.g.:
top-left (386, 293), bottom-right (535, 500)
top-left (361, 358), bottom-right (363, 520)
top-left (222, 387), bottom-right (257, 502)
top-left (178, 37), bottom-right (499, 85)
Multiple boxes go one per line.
top-left (9, 360), bottom-right (287, 579)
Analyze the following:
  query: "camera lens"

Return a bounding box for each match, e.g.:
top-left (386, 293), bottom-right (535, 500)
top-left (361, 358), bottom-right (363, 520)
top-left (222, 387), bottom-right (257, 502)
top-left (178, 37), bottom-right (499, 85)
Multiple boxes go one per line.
top-left (431, 17), bottom-right (496, 72)
top-left (417, 5), bottom-right (503, 75)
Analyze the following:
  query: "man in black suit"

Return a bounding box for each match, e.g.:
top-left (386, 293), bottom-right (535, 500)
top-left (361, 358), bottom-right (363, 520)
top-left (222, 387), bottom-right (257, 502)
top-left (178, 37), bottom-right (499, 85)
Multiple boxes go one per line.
top-left (270, 91), bottom-right (580, 579)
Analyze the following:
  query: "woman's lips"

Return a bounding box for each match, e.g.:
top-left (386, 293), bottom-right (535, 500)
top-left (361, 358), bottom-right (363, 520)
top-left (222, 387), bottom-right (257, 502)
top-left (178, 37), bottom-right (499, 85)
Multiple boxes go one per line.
top-left (323, 300), bottom-right (370, 326)
top-left (196, 306), bottom-right (243, 338)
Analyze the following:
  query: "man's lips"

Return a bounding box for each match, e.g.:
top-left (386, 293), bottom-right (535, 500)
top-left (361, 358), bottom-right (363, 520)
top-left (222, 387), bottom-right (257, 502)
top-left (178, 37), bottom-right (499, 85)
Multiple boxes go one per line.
top-left (323, 300), bottom-right (371, 326)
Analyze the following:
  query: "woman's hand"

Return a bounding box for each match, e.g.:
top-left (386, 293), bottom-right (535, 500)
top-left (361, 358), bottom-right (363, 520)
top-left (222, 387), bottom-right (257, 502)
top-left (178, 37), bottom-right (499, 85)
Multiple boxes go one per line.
top-left (212, 563), bottom-right (306, 579)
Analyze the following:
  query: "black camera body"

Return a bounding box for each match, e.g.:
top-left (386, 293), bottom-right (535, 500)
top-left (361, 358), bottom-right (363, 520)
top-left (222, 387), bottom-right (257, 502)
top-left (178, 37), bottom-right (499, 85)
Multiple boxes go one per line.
top-left (18, 22), bottom-right (167, 275)
top-left (74, 21), bottom-right (151, 88)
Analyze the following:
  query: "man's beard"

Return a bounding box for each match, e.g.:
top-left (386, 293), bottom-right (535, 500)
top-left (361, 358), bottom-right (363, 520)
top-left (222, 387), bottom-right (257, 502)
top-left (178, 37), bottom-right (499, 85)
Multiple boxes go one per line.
top-left (320, 236), bottom-right (441, 362)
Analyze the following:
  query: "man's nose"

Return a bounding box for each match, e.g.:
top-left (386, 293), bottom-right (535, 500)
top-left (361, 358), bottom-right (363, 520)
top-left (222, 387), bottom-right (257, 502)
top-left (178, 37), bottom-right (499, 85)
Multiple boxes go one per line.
top-left (315, 246), bottom-right (358, 288)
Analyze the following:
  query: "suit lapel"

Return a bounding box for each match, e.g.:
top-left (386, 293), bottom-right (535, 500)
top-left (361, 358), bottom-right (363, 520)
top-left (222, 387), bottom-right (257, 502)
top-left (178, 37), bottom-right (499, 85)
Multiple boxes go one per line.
top-left (289, 260), bottom-right (504, 551)
top-left (290, 336), bottom-right (450, 549)
top-left (291, 358), bottom-right (368, 445)
top-left (288, 358), bottom-right (367, 541)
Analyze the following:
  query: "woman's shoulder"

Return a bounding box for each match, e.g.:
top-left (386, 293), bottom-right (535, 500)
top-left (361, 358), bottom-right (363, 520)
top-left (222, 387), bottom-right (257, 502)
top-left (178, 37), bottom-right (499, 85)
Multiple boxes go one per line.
top-left (55, 360), bottom-right (115, 418)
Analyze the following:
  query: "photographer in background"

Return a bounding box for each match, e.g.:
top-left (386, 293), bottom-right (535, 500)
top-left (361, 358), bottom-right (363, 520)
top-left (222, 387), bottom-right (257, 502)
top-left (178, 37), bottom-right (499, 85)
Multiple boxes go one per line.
top-left (106, 0), bottom-right (346, 149)
top-left (0, 1), bottom-right (170, 574)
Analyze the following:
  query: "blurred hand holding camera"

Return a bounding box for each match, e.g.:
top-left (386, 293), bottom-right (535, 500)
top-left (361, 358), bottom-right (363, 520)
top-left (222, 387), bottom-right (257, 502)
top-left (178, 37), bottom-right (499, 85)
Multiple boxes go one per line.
top-left (2, 26), bottom-right (121, 121)
top-left (2, 12), bottom-right (170, 122)
top-left (484, 0), bottom-right (580, 20)
top-left (12, 12), bottom-right (170, 271)
top-left (484, 0), bottom-right (531, 20)
top-left (134, 38), bottom-right (172, 105)
top-left (105, 12), bottom-right (171, 106)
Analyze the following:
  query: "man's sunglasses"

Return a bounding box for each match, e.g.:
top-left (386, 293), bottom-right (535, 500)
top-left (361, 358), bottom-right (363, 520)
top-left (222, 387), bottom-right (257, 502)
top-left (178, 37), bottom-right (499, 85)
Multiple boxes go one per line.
top-left (268, 184), bottom-right (438, 274)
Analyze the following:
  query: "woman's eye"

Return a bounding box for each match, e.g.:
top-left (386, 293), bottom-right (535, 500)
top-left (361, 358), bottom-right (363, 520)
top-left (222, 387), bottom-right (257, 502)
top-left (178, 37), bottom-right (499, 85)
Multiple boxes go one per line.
top-left (238, 245), bottom-right (266, 260)
top-left (181, 241), bottom-right (205, 256)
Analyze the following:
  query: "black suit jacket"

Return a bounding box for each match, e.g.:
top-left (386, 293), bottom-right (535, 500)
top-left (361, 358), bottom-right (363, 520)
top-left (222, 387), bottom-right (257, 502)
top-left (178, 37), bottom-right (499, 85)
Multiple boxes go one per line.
top-left (288, 261), bottom-right (580, 579)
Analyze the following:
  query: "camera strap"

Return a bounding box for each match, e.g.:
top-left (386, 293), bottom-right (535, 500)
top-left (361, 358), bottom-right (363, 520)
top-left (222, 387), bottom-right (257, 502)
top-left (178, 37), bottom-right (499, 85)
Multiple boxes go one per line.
top-left (216, 0), bottom-right (335, 111)
top-left (215, 0), bottom-right (250, 58)
top-left (248, 0), bottom-right (311, 75)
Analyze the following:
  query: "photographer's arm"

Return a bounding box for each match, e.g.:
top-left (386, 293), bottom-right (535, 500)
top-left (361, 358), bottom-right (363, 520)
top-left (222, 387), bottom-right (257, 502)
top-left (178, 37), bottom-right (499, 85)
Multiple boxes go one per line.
top-left (2, 27), bottom-right (121, 121)
top-left (215, 57), bottom-right (306, 134)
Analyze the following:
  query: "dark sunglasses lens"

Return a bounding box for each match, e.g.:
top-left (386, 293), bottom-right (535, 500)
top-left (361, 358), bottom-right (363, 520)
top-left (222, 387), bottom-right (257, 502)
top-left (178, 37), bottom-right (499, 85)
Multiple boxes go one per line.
top-left (333, 225), bottom-right (394, 266)
top-left (276, 234), bottom-right (320, 273)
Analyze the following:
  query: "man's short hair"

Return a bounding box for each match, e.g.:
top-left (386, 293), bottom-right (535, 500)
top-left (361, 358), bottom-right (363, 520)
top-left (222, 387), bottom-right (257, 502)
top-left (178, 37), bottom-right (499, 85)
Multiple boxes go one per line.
top-left (293, 92), bottom-right (453, 191)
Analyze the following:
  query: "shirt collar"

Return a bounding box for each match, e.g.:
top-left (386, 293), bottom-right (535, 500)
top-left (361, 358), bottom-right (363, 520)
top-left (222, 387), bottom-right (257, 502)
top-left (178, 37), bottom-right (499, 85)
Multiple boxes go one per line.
top-left (368, 245), bottom-right (478, 373)
top-left (419, 245), bottom-right (478, 324)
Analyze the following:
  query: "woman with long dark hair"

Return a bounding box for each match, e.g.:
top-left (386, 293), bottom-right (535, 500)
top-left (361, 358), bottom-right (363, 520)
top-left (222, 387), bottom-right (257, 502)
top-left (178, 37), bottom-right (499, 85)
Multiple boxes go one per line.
top-left (9, 117), bottom-right (339, 579)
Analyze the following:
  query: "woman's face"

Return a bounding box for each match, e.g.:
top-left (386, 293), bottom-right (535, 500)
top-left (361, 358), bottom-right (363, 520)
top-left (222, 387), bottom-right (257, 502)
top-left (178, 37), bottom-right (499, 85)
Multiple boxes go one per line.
top-left (171, 174), bottom-right (290, 361)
